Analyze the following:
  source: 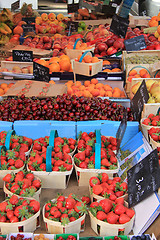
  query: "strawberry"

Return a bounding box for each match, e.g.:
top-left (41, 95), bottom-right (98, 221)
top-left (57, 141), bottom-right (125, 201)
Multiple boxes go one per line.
top-left (115, 198), bottom-right (124, 205)
top-left (3, 173), bottom-right (13, 182)
top-left (92, 185), bottom-right (103, 195)
top-left (50, 206), bottom-right (58, 215)
top-left (9, 195), bottom-right (19, 205)
top-left (125, 208), bottom-right (135, 219)
top-left (98, 173), bottom-right (109, 183)
top-left (89, 176), bottom-right (100, 187)
top-left (29, 200), bottom-right (40, 213)
top-left (82, 196), bottom-right (91, 204)
top-left (114, 204), bottom-right (126, 215)
top-left (53, 210), bottom-right (61, 218)
top-left (96, 211), bottom-right (107, 220)
top-left (0, 201), bottom-right (8, 212)
top-left (65, 197), bottom-right (76, 209)
top-left (106, 211), bottom-right (119, 224)
top-left (119, 213), bottom-right (131, 224)
top-left (99, 199), bottom-right (113, 213)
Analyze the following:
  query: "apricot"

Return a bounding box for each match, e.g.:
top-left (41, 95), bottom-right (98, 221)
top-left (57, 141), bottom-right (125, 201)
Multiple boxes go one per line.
top-left (91, 78), bottom-right (98, 85)
top-left (129, 69), bottom-right (137, 76)
top-left (41, 13), bottom-right (48, 21)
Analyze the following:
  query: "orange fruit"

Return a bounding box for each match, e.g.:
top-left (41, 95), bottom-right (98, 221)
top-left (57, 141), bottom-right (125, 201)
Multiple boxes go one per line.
top-left (83, 55), bottom-right (92, 63)
top-left (99, 89), bottom-right (105, 97)
top-left (36, 59), bottom-right (47, 67)
top-left (103, 60), bottom-right (110, 65)
top-left (0, 83), bottom-right (8, 89)
top-left (113, 89), bottom-right (121, 98)
top-left (79, 86), bottom-right (85, 91)
top-left (49, 80), bottom-right (55, 84)
top-left (59, 55), bottom-right (70, 61)
top-left (103, 69), bottom-right (112, 72)
top-left (127, 76), bottom-right (133, 82)
top-left (65, 80), bottom-right (73, 86)
top-left (59, 60), bottom-right (71, 72)
top-left (49, 57), bottom-right (59, 64)
top-left (67, 87), bottom-right (73, 95)
top-left (139, 69), bottom-right (148, 77)
top-left (105, 91), bottom-right (112, 97)
top-left (8, 83), bottom-right (14, 88)
top-left (91, 78), bottom-right (98, 85)
top-left (129, 69), bottom-right (137, 76)
top-left (111, 68), bottom-right (121, 72)
top-left (75, 81), bottom-right (81, 87)
top-left (0, 88), bottom-right (4, 96)
top-left (157, 25), bottom-right (160, 35)
top-left (49, 62), bottom-right (60, 72)
top-left (134, 74), bottom-right (141, 78)
top-left (84, 80), bottom-right (90, 87)
top-left (104, 84), bottom-right (113, 91)
top-left (92, 57), bottom-right (99, 63)
top-left (95, 83), bottom-right (103, 89)
top-left (91, 89), bottom-right (100, 97)
top-left (149, 20), bottom-right (158, 27)
top-left (83, 90), bottom-right (90, 97)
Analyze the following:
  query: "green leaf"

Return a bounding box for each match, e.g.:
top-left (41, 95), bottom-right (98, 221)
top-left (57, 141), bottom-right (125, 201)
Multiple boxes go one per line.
top-left (61, 217), bottom-right (70, 226)
top-left (89, 207), bottom-right (97, 217)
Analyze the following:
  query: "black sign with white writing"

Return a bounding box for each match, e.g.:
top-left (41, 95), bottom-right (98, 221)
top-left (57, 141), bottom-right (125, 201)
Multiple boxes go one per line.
top-left (124, 35), bottom-right (146, 51)
top-left (13, 50), bottom-right (33, 62)
top-left (130, 80), bottom-right (149, 122)
top-left (127, 149), bottom-right (160, 208)
top-left (33, 62), bottom-right (50, 82)
top-left (22, 17), bottom-right (35, 24)
top-left (67, 21), bottom-right (79, 36)
top-left (116, 110), bottom-right (127, 154)
top-left (110, 14), bottom-right (129, 38)
top-left (22, 24), bottom-right (35, 35)
top-left (11, 0), bottom-right (20, 11)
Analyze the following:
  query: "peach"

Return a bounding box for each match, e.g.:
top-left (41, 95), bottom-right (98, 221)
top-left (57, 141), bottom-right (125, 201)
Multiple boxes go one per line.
top-left (41, 13), bottom-right (48, 22)
top-left (21, 67), bottom-right (29, 74)
top-left (12, 66), bottom-right (22, 73)
top-left (48, 13), bottom-right (56, 21)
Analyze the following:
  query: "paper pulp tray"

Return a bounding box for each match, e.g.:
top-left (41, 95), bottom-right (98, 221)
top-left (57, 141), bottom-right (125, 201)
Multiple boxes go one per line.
top-left (27, 166), bottom-right (73, 189)
top-left (43, 198), bottom-right (86, 234)
top-left (3, 175), bottom-right (41, 202)
top-left (140, 118), bottom-right (160, 142)
top-left (0, 166), bottom-right (24, 188)
top-left (0, 206), bottom-right (40, 234)
top-left (74, 160), bottom-right (120, 187)
top-left (8, 233), bottom-right (33, 240)
top-left (54, 234), bottom-right (78, 240)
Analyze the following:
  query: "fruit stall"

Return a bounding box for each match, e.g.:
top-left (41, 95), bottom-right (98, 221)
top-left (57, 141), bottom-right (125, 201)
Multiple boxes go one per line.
top-left (0, 0), bottom-right (160, 240)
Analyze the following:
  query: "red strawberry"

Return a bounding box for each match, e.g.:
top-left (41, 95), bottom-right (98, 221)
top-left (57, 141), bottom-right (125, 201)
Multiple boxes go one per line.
top-left (119, 213), bottom-right (131, 224)
top-left (96, 211), bottom-right (107, 220)
top-left (99, 199), bottom-right (113, 213)
top-left (89, 176), bottom-right (100, 187)
top-left (125, 208), bottom-right (135, 219)
top-left (65, 197), bottom-right (76, 209)
top-left (92, 185), bottom-right (103, 195)
top-left (3, 174), bottom-right (13, 182)
top-left (106, 211), bottom-right (119, 224)
top-left (115, 197), bottom-right (124, 205)
top-left (114, 204), bottom-right (126, 215)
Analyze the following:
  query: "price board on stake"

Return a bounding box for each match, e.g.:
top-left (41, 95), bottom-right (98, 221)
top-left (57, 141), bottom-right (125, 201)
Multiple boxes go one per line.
top-left (130, 80), bottom-right (149, 122)
top-left (11, 0), bottom-right (19, 11)
top-left (22, 24), bottom-right (35, 35)
top-left (116, 110), bottom-right (127, 154)
top-left (124, 35), bottom-right (146, 51)
top-left (67, 22), bottom-right (79, 36)
top-left (127, 149), bottom-right (160, 208)
top-left (110, 14), bottom-right (129, 38)
top-left (13, 50), bottom-right (33, 62)
top-left (22, 17), bottom-right (35, 24)
top-left (33, 62), bottom-right (50, 82)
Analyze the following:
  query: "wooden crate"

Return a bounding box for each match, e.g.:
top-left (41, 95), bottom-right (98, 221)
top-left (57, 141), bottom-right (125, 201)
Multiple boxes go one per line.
top-left (142, 103), bottom-right (160, 118)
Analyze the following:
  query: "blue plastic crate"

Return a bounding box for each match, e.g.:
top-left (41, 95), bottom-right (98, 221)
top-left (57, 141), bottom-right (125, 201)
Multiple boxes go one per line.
top-left (76, 121), bottom-right (101, 139)
top-left (0, 121), bottom-right (13, 132)
top-left (14, 120), bottom-right (76, 139)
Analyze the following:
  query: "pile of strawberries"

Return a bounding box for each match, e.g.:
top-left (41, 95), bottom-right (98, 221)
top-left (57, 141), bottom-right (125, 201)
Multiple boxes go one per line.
top-left (3, 170), bottom-right (41, 197)
top-left (89, 197), bottom-right (135, 224)
top-left (89, 173), bottom-right (128, 200)
top-left (142, 113), bottom-right (160, 126)
top-left (28, 136), bottom-right (76, 172)
top-left (0, 195), bottom-right (40, 223)
top-left (0, 131), bottom-right (33, 170)
top-left (148, 127), bottom-right (160, 142)
top-left (44, 194), bottom-right (87, 226)
top-left (74, 132), bottom-right (118, 170)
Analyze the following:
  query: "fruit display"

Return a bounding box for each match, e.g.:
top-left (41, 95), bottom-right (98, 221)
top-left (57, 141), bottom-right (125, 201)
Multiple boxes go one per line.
top-left (89, 198), bottom-right (135, 224)
top-left (142, 113), bottom-right (160, 126)
top-left (74, 8), bottom-right (97, 21)
top-left (3, 170), bottom-right (41, 197)
top-left (34, 234), bottom-right (54, 240)
top-left (0, 194), bottom-right (40, 223)
top-left (148, 127), bottom-right (160, 144)
top-left (125, 55), bottom-right (160, 65)
top-left (43, 194), bottom-right (87, 228)
top-left (102, 60), bottom-right (121, 73)
top-left (89, 173), bottom-right (128, 201)
top-left (66, 79), bottom-right (125, 98)
top-left (148, 13), bottom-right (160, 28)
top-left (27, 135), bottom-right (75, 172)
top-left (10, 234), bottom-right (32, 240)
top-left (127, 68), bottom-right (151, 83)
top-left (0, 95), bottom-right (133, 122)
top-left (0, 65), bottom-right (33, 74)
top-left (0, 82), bottom-right (14, 96)
top-left (0, 8), bottom-right (13, 44)
top-left (74, 132), bottom-right (118, 170)
top-left (131, 79), bottom-right (160, 103)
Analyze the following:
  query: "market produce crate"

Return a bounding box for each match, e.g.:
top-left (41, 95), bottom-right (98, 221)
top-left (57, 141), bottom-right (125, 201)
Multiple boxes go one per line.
top-left (14, 120), bottom-right (76, 139)
top-left (54, 234), bottom-right (78, 240)
top-left (141, 103), bottom-right (160, 119)
top-left (8, 233), bottom-right (33, 240)
top-left (34, 234), bottom-right (54, 240)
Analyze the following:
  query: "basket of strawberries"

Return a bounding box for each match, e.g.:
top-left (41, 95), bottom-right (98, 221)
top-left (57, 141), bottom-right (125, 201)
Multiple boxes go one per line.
top-left (27, 131), bottom-right (76, 189)
top-left (74, 131), bottom-right (119, 186)
top-left (0, 194), bottom-right (40, 234)
top-left (89, 173), bottom-right (128, 203)
top-left (148, 127), bottom-right (160, 149)
top-left (89, 197), bottom-right (135, 236)
top-left (43, 194), bottom-right (87, 234)
top-left (3, 170), bottom-right (42, 201)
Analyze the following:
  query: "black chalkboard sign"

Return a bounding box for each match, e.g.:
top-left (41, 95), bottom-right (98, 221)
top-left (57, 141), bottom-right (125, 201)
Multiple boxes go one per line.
top-left (11, 0), bottom-right (19, 11)
top-left (110, 14), bottom-right (129, 38)
top-left (130, 80), bottom-right (149, 122)
top-left (33, 62), bottom-right (50, 82)
top-left (67, 22), bottom-right (79, 36)
top-left (13, 50), bottom-right (33, 62)
top-left (127, 149), bottom-right (160, 208)
top-left (116, 110), bottom-right (127, 154)
top-left (22, 17), bottom-right (35, 24)
top-left (22, 24), bottom-right (35, 35)
top-left (67, 3), bottom-right (79, 13)
top-left (124, 35), bottom-right (146, 51)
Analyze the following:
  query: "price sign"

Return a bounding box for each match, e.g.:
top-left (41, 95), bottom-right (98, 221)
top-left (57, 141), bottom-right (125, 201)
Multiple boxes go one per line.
top-left (67, 3), bottom-right (79, 13)
top-left (124, 35), bottom-right (146, 51)
top-left (22, 17), bottom-right (35, 24)
top-left (13, 50), bottom-right (33, 62)
top-left (11, 0), bottom-right (20, 11)
top-left (33, 62), bottom-right (50, 82)
top-left (116, 110), bottom-right (127, 154)
top-left (130, 80), bottom-right (149, 122)
top-left (110, 14), bottom-right (129, 38)
top-left (22, 24), bottom-right (35, 35)
top-left (67, 22), bottom-right (79, 36)
top-left (127, 149), bottom-right (160, 208)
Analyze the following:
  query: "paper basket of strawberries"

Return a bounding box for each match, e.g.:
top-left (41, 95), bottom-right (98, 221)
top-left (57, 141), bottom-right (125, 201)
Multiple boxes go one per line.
top-left (0, 145), bottom-right (26, 188)
top-left (72, 51), bottom-right (103, 76)
top-left (3, 170), bottom-right (42, 202)
top-left (148, 127), bottom-right (160, 149)
top-left (27, 131), bottom-right (75, 189)
top-left (43, 194), bottom-right (87, 234)
top-left (0, 195), bottom-right (40, 234)
top-left (89, 173), bottom-right (128, 203)
top-left (74, 131), bottom-right (119, 186)
top-left (88, 198), bottom-right (135, 236)
top-left (140, 113), bottom-right (160, 141)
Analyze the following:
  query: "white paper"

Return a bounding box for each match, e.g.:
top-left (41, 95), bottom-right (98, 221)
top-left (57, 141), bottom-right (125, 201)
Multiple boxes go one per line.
top-left (133, 192), bottom-right (160, 235)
